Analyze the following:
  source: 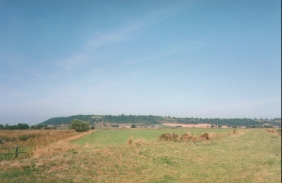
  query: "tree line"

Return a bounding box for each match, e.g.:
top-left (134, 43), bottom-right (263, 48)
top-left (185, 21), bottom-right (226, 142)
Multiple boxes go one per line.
top-left (0, 123), bottom-right (29, 130)
top-left (174, 118), bottom-right (281, 127)
top-left (38, 114), bottom-right (281, 128)
top-left (40, 115), bottom-right (100, 126)
top-left (103, 115), bottom-right (162, 125)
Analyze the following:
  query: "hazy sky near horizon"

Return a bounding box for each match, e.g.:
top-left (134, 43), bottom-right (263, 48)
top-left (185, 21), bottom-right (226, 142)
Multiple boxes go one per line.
top-left (0, 0), bottom-right (281, 125)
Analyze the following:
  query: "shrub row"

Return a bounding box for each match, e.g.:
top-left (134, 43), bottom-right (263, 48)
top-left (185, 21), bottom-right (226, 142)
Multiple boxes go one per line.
top-left (158, 132), bottom-right (210, 142)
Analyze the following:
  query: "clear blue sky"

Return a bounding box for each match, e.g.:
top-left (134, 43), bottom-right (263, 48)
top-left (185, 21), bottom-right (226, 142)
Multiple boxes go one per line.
top-left (0, 0), bottom-right (281, 125)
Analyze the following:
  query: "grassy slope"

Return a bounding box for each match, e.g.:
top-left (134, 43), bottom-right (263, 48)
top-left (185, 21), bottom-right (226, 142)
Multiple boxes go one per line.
top-left (0, 129), bottom-right (280, 183)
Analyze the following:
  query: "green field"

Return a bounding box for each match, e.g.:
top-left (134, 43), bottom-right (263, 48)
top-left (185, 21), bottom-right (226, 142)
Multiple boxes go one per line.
top-left (0, 129), bottom-right (281, 183)
top-left (74, 128), bottom-right (232, 146)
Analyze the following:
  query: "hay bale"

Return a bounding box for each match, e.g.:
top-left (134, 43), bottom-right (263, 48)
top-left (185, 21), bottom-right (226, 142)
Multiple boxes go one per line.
top-left (180, 132), bottom-right (195, 142)
top-left (159, 133), bottom-right (179, 141)
top-left (207, 132), bottom-right (217, 139)
top-left (159, 133), bottom-right (169, 141)
top-left (199, 133), bottom-right (209, 140)
top-left (170, 133), bottom-right (179, 141)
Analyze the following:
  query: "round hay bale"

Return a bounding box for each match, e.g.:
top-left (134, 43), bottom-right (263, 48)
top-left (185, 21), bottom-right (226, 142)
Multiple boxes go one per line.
top-left (199, 133), bottom-right (209, 140)
top-left (159, 133), bottom-right (179, 141)
top-left (208, 132), bottom-right (217, 139)
top-left (181, 132), bottom-right (195, 141)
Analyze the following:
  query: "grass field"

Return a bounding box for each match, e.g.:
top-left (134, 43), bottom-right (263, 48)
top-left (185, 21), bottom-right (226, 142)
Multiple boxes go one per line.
top-left (0, 128), bottom-right (280, 183)
top-left (73, 128), bottom-right (232, 147)
top-left (0, 130), bottom-right (91, 161)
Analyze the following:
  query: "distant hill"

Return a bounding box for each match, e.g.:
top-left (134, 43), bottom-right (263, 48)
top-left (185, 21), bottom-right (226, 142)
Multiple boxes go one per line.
top-left (39, 115), bottom-right (99, 126)
top-left (39, 114), bottom-right (163, 126)
top-left (38, 115), bottom-right (281, 127)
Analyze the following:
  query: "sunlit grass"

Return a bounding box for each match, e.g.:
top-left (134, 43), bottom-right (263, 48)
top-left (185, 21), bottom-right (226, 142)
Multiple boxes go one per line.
top-left (74, 128), bottom-right (231, 146)
top-left (0, 129), bottom-right (280, 183)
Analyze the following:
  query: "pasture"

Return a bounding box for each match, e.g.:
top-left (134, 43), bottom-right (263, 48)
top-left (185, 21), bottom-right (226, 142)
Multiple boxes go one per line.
top-left (0, 128), bottom-right (281, 183)
top-left (73, 128), bottom-right (232, 146)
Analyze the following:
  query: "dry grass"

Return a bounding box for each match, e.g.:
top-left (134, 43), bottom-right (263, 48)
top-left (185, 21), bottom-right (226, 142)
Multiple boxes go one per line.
top-left (127, 136), bottom-right (147, 147)
top-left (32, 130), bottom-right (94, 158)
top-left (266, 128), bottom-right (281, 136)
top-left (127, 136), bottom-right (133, 144)
top-left (0, 130), bottom-right (94, 160)
top-left (0, 129), bottom-right (280, 183)
top-left (0, 130), bottom-right (78, 147)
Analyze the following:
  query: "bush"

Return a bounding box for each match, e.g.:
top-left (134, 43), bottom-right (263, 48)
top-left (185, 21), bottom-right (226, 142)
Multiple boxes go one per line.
top-left (131, 124), bottom-right (136, 128)
top-left (70, 119), bottom-right (90, 132)
top-left (19, 134), bottom-right (37, 141)
top-left (19, 135), bottom-right (28, 141)
top-left (233, 129), bottom-right (236, 133)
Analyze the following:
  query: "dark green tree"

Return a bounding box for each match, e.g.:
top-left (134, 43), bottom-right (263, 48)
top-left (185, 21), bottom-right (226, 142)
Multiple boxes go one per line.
top-left (131, 124), bottom-right (136, 128)
top-left (18, 123), bottom-right (29, 129)
top-left (70, 119), bottom-right (90, 132)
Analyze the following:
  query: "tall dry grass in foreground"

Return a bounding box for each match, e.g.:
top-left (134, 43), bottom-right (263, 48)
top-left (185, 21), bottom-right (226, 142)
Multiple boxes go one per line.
top-left (32, 130), bottom-right (94, 158)
top-left (0, 130), bottom-right (76, 147)
top-left (0, 130), bottom-right (94, 159)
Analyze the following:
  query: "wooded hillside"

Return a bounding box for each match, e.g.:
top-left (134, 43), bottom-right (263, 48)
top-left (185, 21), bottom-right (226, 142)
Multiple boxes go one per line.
top-left (38, 115), bottom-right (281, 127)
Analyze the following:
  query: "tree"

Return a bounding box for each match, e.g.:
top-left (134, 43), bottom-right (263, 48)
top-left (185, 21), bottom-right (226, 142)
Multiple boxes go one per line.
top-left (70, 119), bottom-right (90, 132)
top-left (18, 123), bottom-right (29, 129)
top-left (131, 124), bottom-right (136, 128)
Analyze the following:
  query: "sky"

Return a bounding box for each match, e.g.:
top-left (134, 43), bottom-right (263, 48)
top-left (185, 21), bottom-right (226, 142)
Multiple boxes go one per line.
top-left (0, 0), bottom-right (281, 125)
